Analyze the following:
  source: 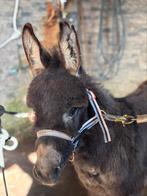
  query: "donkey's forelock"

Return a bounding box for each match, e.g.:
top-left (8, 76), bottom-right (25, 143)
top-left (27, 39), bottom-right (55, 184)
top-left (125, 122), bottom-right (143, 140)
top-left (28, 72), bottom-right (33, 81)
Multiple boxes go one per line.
top-left (27, 67), bottom-right (88, 116)
top-left (40, 48), bottom-right (64, 70)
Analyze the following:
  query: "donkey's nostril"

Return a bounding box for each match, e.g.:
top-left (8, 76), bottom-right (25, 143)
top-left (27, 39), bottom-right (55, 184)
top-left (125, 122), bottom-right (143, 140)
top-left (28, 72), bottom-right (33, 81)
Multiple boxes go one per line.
top-left (51, 166), bottom-right (61, 180)
top-left (33, 166), bottom-right (41, 179)
top-left (53, 166), bottom-right (61, 178)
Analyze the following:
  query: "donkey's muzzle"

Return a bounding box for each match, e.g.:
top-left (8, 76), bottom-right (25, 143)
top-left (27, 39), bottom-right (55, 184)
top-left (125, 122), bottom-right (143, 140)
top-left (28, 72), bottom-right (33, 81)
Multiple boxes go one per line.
top-left (33, 164), bottom-right (61, 186)
top-left (33, 142), bottom-right (64, 186)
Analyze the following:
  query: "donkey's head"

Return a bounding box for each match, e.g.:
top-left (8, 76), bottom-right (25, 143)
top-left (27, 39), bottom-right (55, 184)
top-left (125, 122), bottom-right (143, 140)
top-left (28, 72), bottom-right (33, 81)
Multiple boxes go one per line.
top-left (22, 22), bottom-right (89, 186)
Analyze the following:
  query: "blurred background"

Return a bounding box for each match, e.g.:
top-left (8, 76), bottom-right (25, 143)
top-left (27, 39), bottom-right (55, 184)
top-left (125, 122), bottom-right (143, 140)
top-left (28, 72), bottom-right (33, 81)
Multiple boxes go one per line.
top-left (0, 0), bottom-right (146, 195)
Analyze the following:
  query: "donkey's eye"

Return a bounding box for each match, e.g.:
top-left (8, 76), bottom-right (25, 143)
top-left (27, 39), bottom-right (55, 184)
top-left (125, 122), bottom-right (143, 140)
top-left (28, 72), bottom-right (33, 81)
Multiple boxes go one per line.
top-left (68, 107), bottom-right (80, 117)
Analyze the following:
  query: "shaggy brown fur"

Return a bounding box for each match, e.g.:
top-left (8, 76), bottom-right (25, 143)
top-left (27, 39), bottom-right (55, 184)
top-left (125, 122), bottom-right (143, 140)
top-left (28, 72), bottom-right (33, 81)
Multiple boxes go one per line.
top-left (22, 13), bottom-right (147, 196)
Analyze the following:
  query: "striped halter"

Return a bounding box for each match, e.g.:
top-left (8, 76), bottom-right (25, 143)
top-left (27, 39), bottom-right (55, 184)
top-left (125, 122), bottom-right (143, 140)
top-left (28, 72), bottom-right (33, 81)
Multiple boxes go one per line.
top-left (37, 89), bottom-right (111, 149)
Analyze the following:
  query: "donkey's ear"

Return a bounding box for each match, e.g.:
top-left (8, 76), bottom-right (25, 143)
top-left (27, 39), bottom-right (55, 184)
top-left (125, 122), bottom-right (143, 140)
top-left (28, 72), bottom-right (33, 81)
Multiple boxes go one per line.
top-left (60, 22), bottom-right (81, 76)
top-left (22, 23), bottom-right (45, 76)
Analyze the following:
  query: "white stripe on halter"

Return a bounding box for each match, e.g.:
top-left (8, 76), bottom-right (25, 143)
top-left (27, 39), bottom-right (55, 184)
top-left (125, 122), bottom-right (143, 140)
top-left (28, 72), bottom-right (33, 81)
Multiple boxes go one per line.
top-left (37, 129), bottom-right (72, 141)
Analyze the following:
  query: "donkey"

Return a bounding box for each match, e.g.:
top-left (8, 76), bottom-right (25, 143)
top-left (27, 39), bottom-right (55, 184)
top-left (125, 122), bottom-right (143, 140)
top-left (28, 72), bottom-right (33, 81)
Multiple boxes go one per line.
top-left (22, 22), bottom-right (147, 196)
top-left (42, 1), bottom-right (61, 50)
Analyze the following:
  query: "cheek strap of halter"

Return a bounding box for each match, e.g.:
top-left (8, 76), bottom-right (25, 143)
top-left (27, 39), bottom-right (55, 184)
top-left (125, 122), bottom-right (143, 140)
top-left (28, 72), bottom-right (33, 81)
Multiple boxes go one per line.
top-left (37, 89), bottom-right (111, 149)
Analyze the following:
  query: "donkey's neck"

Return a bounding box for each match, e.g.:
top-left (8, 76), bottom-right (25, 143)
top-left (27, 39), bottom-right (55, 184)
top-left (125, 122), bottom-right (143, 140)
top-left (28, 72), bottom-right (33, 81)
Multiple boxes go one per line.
top-left (75, 77), bottom-right (134, 168)
top-left (95, 86), bottom-right (120, 114)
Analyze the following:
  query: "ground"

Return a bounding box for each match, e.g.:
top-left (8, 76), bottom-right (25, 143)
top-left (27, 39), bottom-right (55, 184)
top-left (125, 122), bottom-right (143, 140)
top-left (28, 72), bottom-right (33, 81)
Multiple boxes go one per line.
top-left (0, 137), bottom-right (87, 196)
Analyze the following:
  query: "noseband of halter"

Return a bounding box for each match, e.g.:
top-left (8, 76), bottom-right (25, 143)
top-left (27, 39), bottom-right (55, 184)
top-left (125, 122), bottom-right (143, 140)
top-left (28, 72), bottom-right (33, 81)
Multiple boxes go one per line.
top-left (37, 90), bottom-right (111, 149)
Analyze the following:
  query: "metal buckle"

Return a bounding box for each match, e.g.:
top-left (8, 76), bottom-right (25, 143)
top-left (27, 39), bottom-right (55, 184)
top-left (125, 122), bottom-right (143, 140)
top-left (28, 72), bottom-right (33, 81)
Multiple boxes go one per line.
top-left (115, 115), bottom-right (136, 126)
top-left (101, 110), bottom-right (136, 126)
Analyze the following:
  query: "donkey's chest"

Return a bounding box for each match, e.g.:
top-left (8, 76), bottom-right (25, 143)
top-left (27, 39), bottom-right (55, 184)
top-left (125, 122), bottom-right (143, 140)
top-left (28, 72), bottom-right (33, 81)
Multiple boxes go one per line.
top-left (73, 164), bottom-right (123, 196)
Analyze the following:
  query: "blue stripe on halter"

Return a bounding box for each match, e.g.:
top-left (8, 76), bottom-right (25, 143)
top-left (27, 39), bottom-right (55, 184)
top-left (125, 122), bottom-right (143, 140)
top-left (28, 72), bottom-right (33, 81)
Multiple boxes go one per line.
top-left (71, 89), bottom-right (111, 149)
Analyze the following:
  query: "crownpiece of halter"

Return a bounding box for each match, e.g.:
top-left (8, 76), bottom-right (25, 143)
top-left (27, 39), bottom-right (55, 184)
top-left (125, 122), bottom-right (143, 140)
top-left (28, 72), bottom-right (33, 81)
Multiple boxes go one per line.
top-left (37, 89), bottom-right (111, 150)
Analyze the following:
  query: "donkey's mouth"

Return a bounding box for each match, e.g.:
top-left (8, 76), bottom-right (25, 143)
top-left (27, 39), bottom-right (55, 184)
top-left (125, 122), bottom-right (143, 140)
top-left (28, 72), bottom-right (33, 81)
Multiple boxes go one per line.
top-left (33, 165), bottom-right (60, 187)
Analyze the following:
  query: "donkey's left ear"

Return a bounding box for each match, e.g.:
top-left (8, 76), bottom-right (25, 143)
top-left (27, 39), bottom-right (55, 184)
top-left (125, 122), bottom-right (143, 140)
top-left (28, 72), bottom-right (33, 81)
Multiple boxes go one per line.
top-left (60, 22), bottom-right (81, 76)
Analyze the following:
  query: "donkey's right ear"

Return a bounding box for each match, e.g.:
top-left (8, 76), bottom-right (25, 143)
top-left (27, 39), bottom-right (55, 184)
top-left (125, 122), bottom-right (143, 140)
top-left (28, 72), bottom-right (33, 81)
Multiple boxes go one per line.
top-left (22, 23), bottom-right (45, 76)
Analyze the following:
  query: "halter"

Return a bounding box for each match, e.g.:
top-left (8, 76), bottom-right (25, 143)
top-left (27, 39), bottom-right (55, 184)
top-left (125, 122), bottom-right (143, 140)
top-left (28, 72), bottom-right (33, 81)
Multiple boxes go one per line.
top-left (37, 89), bottom-right (111, 149)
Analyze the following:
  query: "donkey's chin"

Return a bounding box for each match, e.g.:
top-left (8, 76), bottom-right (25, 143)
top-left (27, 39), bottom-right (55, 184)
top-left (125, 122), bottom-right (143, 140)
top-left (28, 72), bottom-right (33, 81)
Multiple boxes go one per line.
top-left (33, 166), bottom-right (60, 187)
top-left (41, 181), bottom-right (57, 187)
top-left (38, 180), bottom-right (57, 187)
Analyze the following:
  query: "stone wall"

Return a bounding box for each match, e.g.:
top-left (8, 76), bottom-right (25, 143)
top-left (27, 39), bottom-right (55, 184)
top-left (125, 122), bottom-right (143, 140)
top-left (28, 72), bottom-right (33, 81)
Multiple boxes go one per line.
top-left (0, 0), bottom-right (47, 105)
top-left (78, 0), bottom-right (147, 97)
top-left (0, 0), bottom-right (146, 106)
